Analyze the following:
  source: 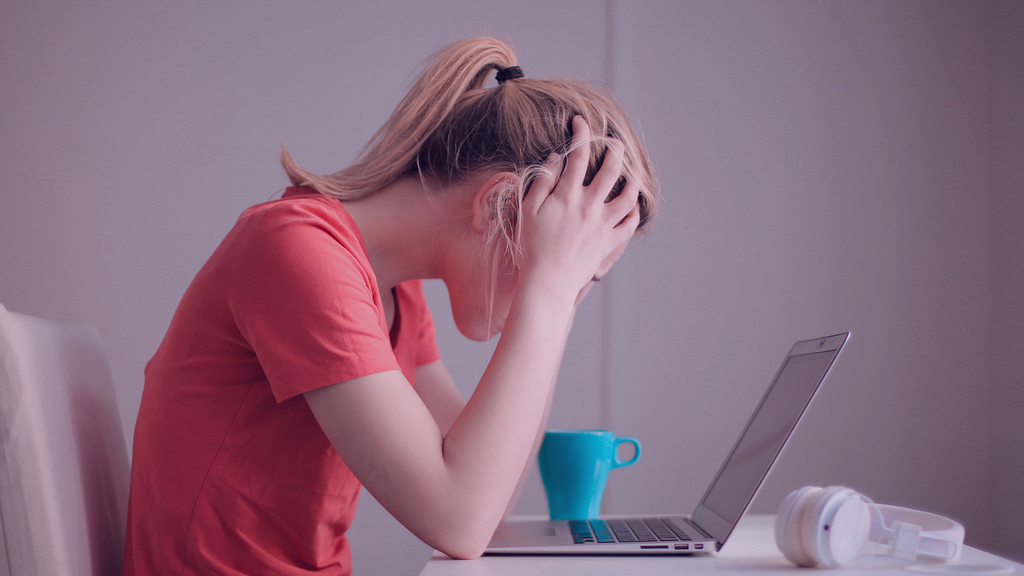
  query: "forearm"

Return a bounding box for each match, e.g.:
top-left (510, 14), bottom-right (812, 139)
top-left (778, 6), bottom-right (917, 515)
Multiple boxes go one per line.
top-left (306, 283), bottom-right (598, 559)
top-left (500, 287), bottom-right (585, 521)
top-left (499, 377), bottom-right (555, 522)
top-left (435, 280), bottom-right (577, 551)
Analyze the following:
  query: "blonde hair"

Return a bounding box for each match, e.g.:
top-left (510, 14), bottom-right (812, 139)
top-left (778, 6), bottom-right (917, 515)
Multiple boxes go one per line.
top-left (281, 38), bottom-right (659, 315)
top-left (281, 37), bottom-right (658, 224)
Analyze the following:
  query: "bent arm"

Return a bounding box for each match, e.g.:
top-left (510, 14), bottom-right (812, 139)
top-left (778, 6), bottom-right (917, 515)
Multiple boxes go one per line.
top-left (305, 284), bottom-right (575, 558)
top-left (414, 360), bottom-right (465, 437)
top-left (305, 117), bottom-right (640, 559)
top-left (406, 299), bottom-right (583, 524)
top-left (500, 280), bottom-right (593, 521)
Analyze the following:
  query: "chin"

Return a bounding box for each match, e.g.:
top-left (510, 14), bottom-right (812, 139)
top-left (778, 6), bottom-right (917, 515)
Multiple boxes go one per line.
top-left (455, 315), bottom-right (504, 342)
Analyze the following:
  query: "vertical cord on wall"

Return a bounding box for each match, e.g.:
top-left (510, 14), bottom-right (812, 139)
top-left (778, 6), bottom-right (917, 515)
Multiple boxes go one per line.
top-left (598, 0), bottom-right (616, 433)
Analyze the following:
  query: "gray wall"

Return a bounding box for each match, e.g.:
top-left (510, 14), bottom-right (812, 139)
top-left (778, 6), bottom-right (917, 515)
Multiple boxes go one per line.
top-left (990, 0), bottom-right (1024, 562)
top-left (1, 1), bottom-right (1021, 574)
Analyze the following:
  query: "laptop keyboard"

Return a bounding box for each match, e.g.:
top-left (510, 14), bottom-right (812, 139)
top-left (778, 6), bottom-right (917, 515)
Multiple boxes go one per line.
top-left (568, 518), bottom-right (694, 544)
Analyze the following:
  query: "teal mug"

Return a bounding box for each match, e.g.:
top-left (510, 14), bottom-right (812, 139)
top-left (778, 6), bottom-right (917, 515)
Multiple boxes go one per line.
top-left (538, 429), bottom-right (642, 520)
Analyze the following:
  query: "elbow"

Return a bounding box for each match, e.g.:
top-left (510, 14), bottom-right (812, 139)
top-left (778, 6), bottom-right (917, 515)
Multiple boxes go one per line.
top-left (430, 530), bottom-right (491, 560)
top-left (437, 543), bottom-right (486, 561)
top-left (391, 486), bottom-right (507, 559)
top-left (423, 516), bottom-right (496, 560)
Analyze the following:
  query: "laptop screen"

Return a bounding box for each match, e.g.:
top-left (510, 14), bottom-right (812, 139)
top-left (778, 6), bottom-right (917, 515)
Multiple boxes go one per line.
top-left (692, 333), bottom-right (847, 549)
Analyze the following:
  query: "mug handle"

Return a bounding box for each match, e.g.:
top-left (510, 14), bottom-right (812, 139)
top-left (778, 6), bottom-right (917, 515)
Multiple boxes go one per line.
top-left (611, 436), bottom-right (642, 469)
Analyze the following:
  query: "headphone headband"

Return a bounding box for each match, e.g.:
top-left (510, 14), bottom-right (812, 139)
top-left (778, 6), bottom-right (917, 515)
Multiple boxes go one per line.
top-left (775, 486), bottom-right (964, 568)
top-left (874, 504), bottom-right (964, 561)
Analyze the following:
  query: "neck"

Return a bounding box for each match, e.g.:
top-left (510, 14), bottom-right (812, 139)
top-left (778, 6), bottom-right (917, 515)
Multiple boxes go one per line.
top-left (339, 175), bottom-right (477, 294)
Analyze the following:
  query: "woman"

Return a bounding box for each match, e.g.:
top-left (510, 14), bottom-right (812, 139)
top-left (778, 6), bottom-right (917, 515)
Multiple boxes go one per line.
top-left (124, 37), bottom-right (658, 575)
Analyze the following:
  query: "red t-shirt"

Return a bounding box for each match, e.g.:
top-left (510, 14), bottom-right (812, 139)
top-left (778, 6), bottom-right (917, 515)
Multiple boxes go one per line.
top-left (124, 187), bottom-right (441, 575)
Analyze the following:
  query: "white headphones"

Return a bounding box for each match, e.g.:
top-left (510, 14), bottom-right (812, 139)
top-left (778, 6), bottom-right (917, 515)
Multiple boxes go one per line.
top-left (775, 486), bottom-right (965, 568)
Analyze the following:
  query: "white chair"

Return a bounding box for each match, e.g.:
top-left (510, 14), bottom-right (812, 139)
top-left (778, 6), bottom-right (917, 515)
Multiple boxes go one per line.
top-left (0, 304), bottom-right (130, 576)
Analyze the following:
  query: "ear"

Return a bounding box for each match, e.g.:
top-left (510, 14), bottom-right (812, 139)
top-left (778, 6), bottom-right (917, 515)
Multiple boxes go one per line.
top-left (471, 172), bottom-right (520, 233)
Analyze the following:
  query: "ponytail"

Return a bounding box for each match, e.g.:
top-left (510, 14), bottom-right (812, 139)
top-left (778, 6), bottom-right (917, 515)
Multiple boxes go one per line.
top-left (281, 38), bottom-right (517, 199)
top-left (281, 36), bottom-right (658, 231)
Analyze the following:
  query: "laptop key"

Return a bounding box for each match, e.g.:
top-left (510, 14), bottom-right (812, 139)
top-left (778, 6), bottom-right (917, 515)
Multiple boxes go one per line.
top-left (626, 519), bottom-right (659, 542)
top-left (606, 519), bottom-right (639, 542)
top-left (588, 520), bottom-right (617, 543)
top-left (645, 518), bottom-right (682, 541)
top-left (569, 520), bottom-right (595, 544)
top-left (569, 520), bottom-right (590, 534)
top-left (661, 518), bottom-right (693, 541)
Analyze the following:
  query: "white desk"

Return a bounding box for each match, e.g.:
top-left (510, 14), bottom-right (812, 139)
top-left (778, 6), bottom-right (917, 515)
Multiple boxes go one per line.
top-left (419, 515), bottom-right (1022, 576)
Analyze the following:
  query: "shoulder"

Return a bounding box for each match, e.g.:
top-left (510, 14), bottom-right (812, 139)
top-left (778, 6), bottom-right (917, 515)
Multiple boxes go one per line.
top-left (221, 187), bottom-right (380, 307)
top-left (236, 187), bottom-right (370, 265)
top-left (243, 188), bottom-right (361, 239)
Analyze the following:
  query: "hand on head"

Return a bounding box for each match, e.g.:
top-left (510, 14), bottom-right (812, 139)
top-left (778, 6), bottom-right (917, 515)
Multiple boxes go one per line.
top-left (519, 116), bottom-right (642, 302)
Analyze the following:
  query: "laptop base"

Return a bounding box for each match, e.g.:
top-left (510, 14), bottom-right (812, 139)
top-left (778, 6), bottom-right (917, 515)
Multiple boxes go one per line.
top-left (486, 515), bottom-right (715, 555)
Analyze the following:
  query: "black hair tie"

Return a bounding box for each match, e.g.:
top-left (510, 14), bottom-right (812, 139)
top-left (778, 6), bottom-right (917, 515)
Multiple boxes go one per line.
top-left (496, 66), bottom-right (525, 83)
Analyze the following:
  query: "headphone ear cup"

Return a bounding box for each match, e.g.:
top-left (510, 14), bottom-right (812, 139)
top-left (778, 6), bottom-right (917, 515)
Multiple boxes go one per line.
top-left (805, 487), bottom-right (871, 568)
top-left (824, 493), bottom-right (872, 567)
top-left (775, 486), bottom-right (823, 567)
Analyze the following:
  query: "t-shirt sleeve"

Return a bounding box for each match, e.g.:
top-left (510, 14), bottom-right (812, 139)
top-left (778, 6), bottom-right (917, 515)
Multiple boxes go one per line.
top-left (230, 202), bottom-right (400, 402)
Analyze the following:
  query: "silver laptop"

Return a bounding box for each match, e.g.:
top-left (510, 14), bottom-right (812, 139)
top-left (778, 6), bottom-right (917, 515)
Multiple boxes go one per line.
top-left (486, 332), bottom-right (849, 555)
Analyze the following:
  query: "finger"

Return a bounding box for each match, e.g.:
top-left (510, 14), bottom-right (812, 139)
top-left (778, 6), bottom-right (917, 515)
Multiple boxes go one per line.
top-left (586, 140), bottom-right (626, 198)
top-left (607, 203), bottom-right (641, 255)
top-left (613, 201), bottom-right (642, 236)
top-left (607, 177), bottom-right (641, 224)
top-left (523, 153), bottom-right (562, 215)
top-left (558, 116), bottom-right (592, 192)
